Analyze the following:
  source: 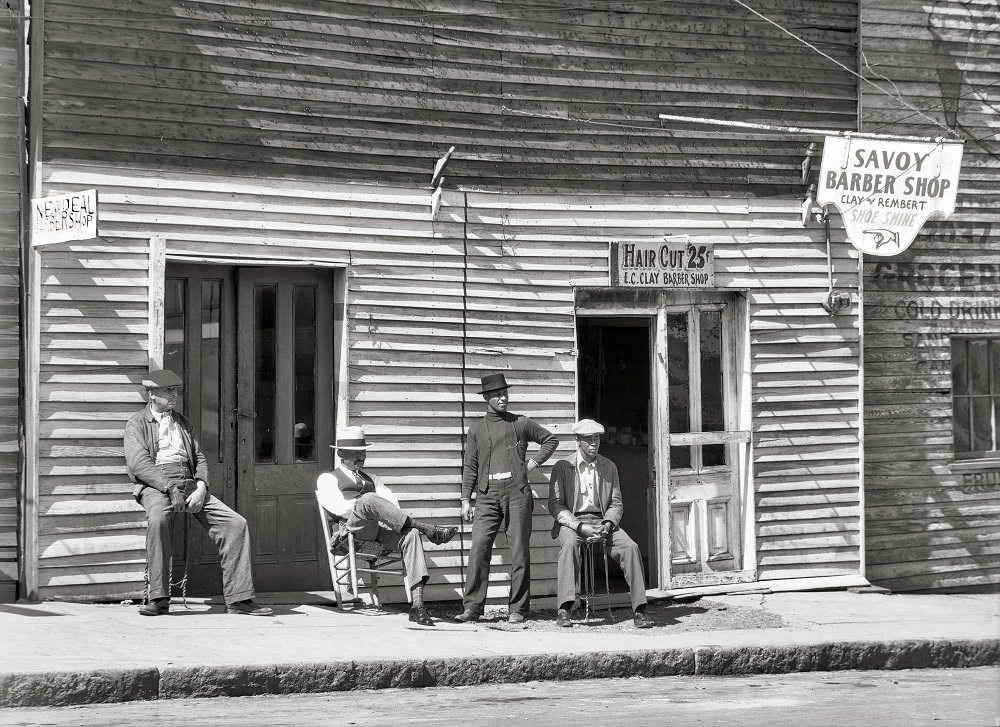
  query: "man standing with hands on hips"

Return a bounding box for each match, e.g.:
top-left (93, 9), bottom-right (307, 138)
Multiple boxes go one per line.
top-left (455, 373), bottom-right (558, 624)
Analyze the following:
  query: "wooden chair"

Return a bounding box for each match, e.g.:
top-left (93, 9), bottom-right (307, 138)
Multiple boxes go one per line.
top-left (316, 492), bottom-right (411, 609)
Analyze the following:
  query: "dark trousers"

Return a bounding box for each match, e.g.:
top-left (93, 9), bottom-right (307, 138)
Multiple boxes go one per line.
top-left (557, 515), bottom-right (647, 611)
top-left (346, 493), bottom-right (428, 585)
top-left (139, 464), bottom-right (255, 605)
top-left (462, 479), bottom-right (533, 615)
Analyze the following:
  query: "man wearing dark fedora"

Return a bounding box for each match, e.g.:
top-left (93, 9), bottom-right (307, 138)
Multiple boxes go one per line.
top-left (124, 369), bottom-right (272, 617)
top-left (455, 372), bottom-right (558, 624)
top-left (317, 425), bottom-right (458, 625)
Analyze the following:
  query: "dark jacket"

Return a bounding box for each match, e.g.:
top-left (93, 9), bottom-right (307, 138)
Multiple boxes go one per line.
top-left (461, 411), bottom-right (558, 500)
top-left (548, 452), bottom-right (623, 539)
top-left (124, 405), bottom-right (209, 498)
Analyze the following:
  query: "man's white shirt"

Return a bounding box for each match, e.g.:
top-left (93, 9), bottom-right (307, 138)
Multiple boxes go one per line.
top-left (316, 462), bottom-right (399, 520)
top-left (151, 408), bottom-right (187, 465)
top-left (574, 457), bottom-right (599, 514)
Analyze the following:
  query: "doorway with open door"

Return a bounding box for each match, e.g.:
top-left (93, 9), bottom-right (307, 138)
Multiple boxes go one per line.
top-left (162, 263), bottom-right (337, 595)
top-left (576, 289), bottom-right (750, 593)
top-left (576, 315), bottom-right (655, 591)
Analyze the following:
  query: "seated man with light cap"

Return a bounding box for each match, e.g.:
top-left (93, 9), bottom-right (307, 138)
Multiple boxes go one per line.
top-left (316, 425), bottom-right (458, 625)
top-left (548, 418), bottom-right (652, 628)
top-left (124, 368), bottom-right (272, 617)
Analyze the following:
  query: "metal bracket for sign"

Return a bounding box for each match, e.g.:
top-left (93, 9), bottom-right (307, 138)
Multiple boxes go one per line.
top-left (430, 145), bottom-right (456, 222)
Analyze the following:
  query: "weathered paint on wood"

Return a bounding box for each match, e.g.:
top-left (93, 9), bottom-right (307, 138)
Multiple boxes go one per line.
top-left (860, 0), bottom-right (1000, 591)
top-left (40, 0), bottom-right (857, 197)
top-left (0, 10), bottom-right (23, 601)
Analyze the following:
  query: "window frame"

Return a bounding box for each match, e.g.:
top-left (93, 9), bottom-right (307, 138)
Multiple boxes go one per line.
top-left (950, 334), bottom-right (1000, 464)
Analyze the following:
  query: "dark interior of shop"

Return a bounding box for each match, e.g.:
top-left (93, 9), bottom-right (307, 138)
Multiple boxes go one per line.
top-left (576, 316), bottom-right (654, 590)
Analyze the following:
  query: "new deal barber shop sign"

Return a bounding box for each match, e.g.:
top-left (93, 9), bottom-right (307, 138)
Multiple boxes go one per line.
top-left (611, 240), bottom-right (714, 287)
top-left (817, 136), bottom-right (963, 256)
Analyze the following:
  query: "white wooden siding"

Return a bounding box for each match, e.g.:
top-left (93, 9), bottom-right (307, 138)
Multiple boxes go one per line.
top-left (29, 166), bottom-right (862, 600)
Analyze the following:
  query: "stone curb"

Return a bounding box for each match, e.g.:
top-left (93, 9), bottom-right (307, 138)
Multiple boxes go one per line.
top-left (2, 639), bottom-right (997, 708)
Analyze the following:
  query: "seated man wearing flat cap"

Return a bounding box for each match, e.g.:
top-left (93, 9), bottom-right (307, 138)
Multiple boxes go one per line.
top-left (124, 369), bottom-right (272, 617)
top-left (548, 418), bottom-right (652, 628)
top-left (317, 425), bottom-right (458, 625)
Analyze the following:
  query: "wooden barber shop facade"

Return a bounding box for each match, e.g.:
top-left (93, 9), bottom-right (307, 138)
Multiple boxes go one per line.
top-left (20, 181), bottom-right (865, 603)
top-left (18, 0), bottom-right (867, 602)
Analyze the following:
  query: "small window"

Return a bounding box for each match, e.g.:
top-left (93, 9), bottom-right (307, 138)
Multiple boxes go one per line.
top-left (951, 337), bottom-right (1000, 460)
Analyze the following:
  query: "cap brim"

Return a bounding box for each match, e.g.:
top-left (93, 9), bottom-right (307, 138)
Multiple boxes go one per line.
top-left (329, 444), bottom-right (374, 451)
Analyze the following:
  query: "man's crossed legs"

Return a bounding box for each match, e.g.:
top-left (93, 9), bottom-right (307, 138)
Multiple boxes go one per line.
top-left (344, 492), bottom-right (457, 624)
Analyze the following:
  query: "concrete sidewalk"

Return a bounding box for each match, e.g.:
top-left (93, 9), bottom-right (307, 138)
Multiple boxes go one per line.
top-left (1, 590), bottom-right (997, 707)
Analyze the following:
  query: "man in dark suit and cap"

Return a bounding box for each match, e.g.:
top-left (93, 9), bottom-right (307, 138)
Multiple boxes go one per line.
top-left (455, 372), bottom-right (558, 624)
top-left (124, 369), bottom-right (272, 616)
top-left (549, 418), bottom-right (652, 628)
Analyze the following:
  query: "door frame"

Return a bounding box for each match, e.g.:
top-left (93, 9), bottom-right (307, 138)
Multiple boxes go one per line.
top-left (576, 288), bottom-right (753, 591)
top-left (652, 290), bottom-right (753, 589)
top-left (157, 253), bottom-right (349, 591)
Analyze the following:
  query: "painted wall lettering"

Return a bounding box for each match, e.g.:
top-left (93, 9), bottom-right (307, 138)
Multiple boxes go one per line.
top-left (870, 261), bottom-right (999, 292)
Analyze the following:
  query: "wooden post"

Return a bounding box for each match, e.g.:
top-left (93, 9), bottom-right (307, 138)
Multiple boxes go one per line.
top-left (148, 236), bottom-right (166, 369)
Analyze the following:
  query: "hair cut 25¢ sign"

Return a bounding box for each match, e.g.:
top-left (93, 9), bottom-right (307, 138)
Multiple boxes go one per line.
top-left (816, 136), bottom-right (963, 256)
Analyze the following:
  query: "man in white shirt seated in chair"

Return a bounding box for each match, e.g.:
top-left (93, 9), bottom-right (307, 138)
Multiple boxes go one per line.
top-left (316, 425), bottom-right (458, 625)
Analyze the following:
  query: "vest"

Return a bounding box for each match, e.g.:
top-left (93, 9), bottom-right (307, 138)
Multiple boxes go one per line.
top-left (334, 468), bottom-right (376, 501)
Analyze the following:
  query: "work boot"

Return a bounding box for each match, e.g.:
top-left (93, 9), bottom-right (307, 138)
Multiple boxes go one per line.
top-left (428, 526), bottom-right (458, 545)
top-left (555, 608), bottom-right (573, 627)
top-left (453, 609), bottom-right (480, 623)
top-left (409, 605), bottom-right (433, 625)
top-left (508, 612), bottom-right (526, 624)
top-left (138, 597), bottom-right (170, 616)
top-left (226, 599), bottom-right (274, 616)
top-left (633, 609), bottom-right (653, 629)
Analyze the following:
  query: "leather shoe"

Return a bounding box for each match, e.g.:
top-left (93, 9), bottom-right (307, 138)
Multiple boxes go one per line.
top-left (429, 526), bottom-right (458, 545)
top-left (555, 608), bottom-right (573, 627)
top-left (453, 609), bottom-right (480, 623)
top-left (226, 600), bottom-right (274, 616)
top-left (408, 605), bottom-right (433, 625)
top-left (507, 612), bottom-right (525, 624)
top-left (633, 609), bottom-right (653, 629)
top-left (138, 597), bottom-right (170, 616)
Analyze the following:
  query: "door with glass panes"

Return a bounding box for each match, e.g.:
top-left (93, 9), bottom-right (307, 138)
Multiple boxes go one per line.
top-left (653, 291), bottom-right (750, 589)
top-left (164, 264), bottom-right (335, 594)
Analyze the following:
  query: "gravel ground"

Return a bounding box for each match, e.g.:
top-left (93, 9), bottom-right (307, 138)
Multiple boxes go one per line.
top-left (387, 597), bottom-right (788, 633)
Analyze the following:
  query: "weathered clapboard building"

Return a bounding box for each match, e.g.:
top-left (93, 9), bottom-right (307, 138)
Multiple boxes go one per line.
top-left (18, 0), bottom-right (871, 603)
top-left (0, 10), bottom-right (25, 602)
top-left (860, 0), bottom-right (1000, 591)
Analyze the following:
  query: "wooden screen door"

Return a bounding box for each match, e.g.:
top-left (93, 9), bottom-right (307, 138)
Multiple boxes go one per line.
top-left (163, 264), bottom-right (335, 594)
top-left (652, 291), bottom-right (751, 589)
top-left (236, 268), bottom-right (334, 592)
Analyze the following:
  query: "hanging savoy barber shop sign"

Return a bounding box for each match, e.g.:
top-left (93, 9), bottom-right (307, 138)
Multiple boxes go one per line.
top-left (817, 136), bottom-right (964, 256)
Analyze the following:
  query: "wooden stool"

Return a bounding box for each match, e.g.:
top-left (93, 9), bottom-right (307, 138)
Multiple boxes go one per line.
top-left (579, 537), bottom-right (613, 621)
